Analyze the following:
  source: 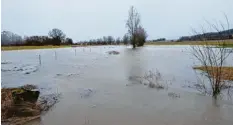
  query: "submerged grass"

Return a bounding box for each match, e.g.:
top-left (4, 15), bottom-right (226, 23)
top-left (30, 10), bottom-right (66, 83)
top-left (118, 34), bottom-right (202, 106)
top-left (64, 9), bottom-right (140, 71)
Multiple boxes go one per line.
top-left (193, 66), bottom-right (233, 81)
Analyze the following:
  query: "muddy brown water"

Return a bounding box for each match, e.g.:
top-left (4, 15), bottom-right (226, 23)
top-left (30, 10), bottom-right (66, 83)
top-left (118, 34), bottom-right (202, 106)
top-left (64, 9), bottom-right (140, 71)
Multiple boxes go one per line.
top-left (2, 45), bottom-right (233, 125)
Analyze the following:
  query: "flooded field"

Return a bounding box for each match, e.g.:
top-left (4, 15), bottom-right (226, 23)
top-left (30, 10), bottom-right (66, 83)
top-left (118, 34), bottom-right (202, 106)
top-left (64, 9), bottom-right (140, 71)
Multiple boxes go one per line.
top-left (2, 45), bottom-right (233, 125)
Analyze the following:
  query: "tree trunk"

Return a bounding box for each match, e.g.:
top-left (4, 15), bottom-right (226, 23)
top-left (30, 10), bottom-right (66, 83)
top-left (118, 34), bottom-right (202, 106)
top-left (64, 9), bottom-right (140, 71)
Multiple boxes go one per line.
top-left (132, 36), bottom-right (136, 48)
top-left (133, 43), bottom-right (136, 48)
top-left (213, 87), bottom-right (220, 99)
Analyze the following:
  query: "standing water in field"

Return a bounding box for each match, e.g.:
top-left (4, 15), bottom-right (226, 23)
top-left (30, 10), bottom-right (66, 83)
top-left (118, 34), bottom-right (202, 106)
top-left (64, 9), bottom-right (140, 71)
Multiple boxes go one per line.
top-left (2, 46), bottom-right (233, 125)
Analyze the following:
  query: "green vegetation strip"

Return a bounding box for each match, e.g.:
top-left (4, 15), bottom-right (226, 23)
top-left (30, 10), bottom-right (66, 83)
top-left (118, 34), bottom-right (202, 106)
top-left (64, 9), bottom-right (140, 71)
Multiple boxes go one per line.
top-left (220, 44), bottom-right (233, 48)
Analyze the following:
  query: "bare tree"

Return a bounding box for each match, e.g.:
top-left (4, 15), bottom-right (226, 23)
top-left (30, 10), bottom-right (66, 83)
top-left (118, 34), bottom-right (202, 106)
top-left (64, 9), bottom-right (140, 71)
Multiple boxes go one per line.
top-left (115, 37), bottom-right (121, 45)
top-left (1, 31), bottom-right (23, 46)
top-left (126, 6), bottom-right (141, 48)
top-left (123, 34), bottom-right (129, 45)
top-left (191, 16), bottom-right (232, 98)
top-left (48, 28), bottom-right (66, 45)
top-left (107, 36), bottom-right (114, 45)
top-left (64, 38), bottom-right (73, 45)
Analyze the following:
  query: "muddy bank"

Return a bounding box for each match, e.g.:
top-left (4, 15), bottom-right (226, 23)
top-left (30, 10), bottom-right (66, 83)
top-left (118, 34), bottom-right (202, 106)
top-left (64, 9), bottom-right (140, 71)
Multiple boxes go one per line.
top-left (1, 84), bottom-right (60, 125)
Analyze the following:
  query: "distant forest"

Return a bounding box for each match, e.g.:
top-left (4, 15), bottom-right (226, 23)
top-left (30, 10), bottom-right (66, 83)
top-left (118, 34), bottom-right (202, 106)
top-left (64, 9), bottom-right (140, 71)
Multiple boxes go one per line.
top-left (2, 28), bottom-right (233, 46)
top-left (177, 29), bottom-right (233, 42)
top-left (1, 29), bottom-right (73, 46)
top-left (1, 29), bottom-right (130, 46)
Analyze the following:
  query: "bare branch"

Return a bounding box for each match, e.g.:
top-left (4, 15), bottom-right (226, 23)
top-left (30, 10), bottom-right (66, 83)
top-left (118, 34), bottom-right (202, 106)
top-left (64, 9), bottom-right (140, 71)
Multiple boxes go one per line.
top-left (191, 16), bottom-right (232, 98)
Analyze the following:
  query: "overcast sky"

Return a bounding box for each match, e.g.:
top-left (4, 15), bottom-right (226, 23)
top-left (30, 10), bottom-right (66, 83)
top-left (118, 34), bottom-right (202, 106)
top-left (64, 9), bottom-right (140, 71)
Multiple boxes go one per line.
top-left (1, 0), bottom-right (233, 41)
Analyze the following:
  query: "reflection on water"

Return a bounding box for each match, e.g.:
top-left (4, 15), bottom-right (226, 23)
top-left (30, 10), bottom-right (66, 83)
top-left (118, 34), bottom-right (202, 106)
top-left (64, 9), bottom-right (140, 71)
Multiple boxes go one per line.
top-left (124, 48), bottom-right (144, 84)
top-left (2, 46), bottom-right (233, 125)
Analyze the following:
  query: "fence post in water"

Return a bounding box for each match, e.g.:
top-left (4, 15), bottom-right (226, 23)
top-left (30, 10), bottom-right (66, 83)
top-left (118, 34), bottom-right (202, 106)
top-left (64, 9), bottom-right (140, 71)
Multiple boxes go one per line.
top-left (54, 51), bottom-right (57, 60)
top-left (75, 49), bottom-right (77, 56)
top-left (39, 55), bottom-right (41, 65)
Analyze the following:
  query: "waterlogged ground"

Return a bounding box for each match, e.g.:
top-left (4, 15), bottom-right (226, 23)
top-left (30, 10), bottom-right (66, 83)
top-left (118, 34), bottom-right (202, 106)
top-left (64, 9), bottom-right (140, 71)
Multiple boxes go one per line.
top-left (2, 45), bottom-right (233, 125)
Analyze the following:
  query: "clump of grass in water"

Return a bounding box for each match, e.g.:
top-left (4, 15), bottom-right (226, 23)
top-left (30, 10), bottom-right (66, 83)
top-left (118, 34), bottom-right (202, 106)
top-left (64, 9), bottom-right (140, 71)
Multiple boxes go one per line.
top-left (38, 93), bottom-right (61, 112)
top-left (127, 70), bottom-right (169, 90)
top-left (21, 84), bottom-right (38, 90)
top-left (168, 92), bottom-right (180, 98)
top-left (143, 70), bottom-right (168, 90)
top-left (107, 50), bottom-right (120, 55)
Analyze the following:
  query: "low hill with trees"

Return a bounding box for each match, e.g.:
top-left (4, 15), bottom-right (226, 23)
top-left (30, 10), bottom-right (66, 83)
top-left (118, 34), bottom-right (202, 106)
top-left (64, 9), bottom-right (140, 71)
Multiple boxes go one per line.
top-left (177, 29), bottom-right (233, 42)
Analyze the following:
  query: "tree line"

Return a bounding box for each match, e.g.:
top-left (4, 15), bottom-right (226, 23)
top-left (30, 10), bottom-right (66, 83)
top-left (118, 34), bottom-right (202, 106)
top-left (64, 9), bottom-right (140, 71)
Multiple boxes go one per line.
top-left (177, 29), bottom-right (233, 42)
top-left (2, 6), bottom-right (148, 48)
top-left (1, 30), bottom-right (132, 46)
top-left (1, 28), bottom-right (73, 46)
top-left (76, 35), bottom-right (130, 45)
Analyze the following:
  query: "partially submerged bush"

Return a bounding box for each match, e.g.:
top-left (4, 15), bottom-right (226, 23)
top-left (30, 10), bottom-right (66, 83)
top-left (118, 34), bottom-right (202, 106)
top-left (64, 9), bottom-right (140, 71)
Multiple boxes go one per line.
top-left (168, 92), bottom-right (180, 98)
top-left (107, 51), bottom-right (120, 55)
top-left (148, 82), bottom-right (156, 88)
top-left (190, 17), bottom-right (232, 98)
top-left (144, 70), bottom-right (167, 89)
top-left (127, 70), bottom-right (168, 89)
top-left (148, 82), bottom-right (165, 89)
top-left (39, 93), bottom-right (61, 112)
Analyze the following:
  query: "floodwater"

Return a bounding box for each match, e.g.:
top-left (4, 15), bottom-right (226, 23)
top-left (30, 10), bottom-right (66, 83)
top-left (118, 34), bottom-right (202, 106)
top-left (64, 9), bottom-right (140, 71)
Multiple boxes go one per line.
top-left (2, 45), bottom-right (233, 125)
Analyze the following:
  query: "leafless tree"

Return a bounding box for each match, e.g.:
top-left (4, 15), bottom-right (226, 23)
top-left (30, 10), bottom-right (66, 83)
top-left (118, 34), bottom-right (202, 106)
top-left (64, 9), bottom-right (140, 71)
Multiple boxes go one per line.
top-left (115, 37), bottom-right (121, 45)
top-left (1, 31), bottom-right (23, 46)
top-left (126, 6), bottom-right (141, 48)
top-left (107, 36), bottom-right (114, 45)
top-left (123, 34), bottom-right (130, 45)
top-left (48, 28), bottom-right (66, 45)
top-left (191, 16), bottom-right (232, 98)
